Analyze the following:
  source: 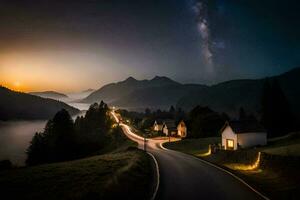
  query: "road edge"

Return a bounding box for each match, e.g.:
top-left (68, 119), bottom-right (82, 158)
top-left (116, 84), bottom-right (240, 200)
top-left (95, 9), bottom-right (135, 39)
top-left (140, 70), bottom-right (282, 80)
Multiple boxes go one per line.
top-left (147, 152), bottom-right (160, 200)
top-left (160, 142), bottom-right (270, 200)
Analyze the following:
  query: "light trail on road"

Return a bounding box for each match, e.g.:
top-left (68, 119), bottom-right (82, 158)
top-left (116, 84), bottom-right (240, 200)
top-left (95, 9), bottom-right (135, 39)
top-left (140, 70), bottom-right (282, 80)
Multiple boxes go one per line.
top-left (110, 110), bottom-right (266, 200)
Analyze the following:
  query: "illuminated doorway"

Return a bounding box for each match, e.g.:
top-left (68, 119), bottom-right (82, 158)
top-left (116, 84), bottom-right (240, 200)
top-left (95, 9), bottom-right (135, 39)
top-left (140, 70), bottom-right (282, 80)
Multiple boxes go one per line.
top-left (226, 139), bottom-right (234, 150)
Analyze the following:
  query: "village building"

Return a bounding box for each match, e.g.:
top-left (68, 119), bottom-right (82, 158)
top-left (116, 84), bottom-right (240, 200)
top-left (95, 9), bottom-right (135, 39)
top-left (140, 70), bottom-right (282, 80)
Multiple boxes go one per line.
top-left (221, 120), bottom-right (267, 150)
top-left (162, 120), bottom-right (178, 136)
top-left (177, 120), bottom-right (187, 138)
top-left (153, 119), bottom-right (187, 138)
top-left (153, 119), bottom-right (164, 132)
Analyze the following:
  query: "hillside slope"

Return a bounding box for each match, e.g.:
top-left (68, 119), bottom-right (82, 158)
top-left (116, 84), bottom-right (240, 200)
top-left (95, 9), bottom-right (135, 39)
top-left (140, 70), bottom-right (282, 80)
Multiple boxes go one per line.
top-left (0, 87), bottom-right (79, 120)
top-left (112, 84), bottom-right (206, 109)
top-left (83, 67), bottom-right (300, 116)
top-left (0, 149), bottom-right (154, 200)
top-left (177, 67), bottom-right (300, 117)
top-left (29, 91), bottom-right (68, 100)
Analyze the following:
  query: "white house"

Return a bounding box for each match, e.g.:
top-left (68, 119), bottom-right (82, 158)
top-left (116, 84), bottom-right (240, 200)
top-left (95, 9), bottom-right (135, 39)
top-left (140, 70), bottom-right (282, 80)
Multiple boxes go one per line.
top-left (153, 119), bottom-right (164, 131)
top-left (221, 121), bottom-right (267, 150)
top-left (163, 120), bottom-right (178, 136)
top-left (177, 120), bottom-right (187, 138)
top-left (153, 119), bottom-right (188, 138)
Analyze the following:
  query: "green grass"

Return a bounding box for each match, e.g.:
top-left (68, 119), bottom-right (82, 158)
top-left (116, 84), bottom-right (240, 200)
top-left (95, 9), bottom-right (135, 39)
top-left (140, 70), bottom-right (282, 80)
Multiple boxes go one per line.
top-left (99, 133), bottom-right (137, 154)
top-left (0, 149), bottom-right (154, 200)
top-left (0, 126), bottom-right (156, 200)
top-left (262, 143), bottom-right (300, 156)
top-left (164, 137), bottom-right (220, 155)
top-left (203, 150), bottom-right (300, 199)
top-left (234, 164), bottom-right (300, 200)
top-left (260, 132), bottom-right (300, 156)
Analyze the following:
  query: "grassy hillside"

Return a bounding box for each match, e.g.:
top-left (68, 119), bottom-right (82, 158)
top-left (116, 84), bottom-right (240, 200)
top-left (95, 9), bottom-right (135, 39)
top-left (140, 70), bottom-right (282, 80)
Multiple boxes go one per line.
top-left (0, 119), bottom-right (156, 200)
top-left (177, 79), bottom-right (264, 116)
top-left (164, 137), bottom-right (220, 155)
top-left (263, 144), bottom-right (300, 156)
top-left (177, 67), bottom-right (300, 117)
top-left (0, 149), bottom-right (154, 200)
top-left (0, 87), bottom-right (79, 120)
top-left (261, 132), bottom-right (300, 156)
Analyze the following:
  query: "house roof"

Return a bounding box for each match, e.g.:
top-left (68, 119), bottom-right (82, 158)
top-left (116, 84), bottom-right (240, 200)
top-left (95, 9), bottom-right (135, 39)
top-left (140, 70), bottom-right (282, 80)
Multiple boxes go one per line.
top-left (178, 120), bottom-right (186, 126)
top-left (221, 120), bottom-right (266, 134)
top-left (163, 120), bottom-right (177, 129)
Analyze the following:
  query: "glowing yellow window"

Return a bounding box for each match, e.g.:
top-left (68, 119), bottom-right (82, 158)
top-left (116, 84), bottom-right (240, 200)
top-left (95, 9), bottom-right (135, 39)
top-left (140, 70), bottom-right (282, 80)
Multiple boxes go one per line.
top-left (226, 139), bottom-right (234, 149)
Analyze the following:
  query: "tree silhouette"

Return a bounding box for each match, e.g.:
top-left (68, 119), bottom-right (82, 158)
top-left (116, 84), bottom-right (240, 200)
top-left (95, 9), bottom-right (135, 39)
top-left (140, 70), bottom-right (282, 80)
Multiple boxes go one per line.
top-left (188, 106), bottom-right (225, 138)
top-left (26, 109), bottom-right (75, 165)
top-left (261, 79), bottom-right (296, 137)
top-left (26, 101), bottom-right (113, 166)
top-left (169, 105), bottom-right (175, 113)
top-left (145, 108), bottom-right (151, 117)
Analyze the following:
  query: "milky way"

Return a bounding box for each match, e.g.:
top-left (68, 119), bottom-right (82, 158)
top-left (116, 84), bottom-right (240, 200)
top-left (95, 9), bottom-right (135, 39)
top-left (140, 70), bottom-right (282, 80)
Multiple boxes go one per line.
top-left (194, 0), bottom-right (214, 73)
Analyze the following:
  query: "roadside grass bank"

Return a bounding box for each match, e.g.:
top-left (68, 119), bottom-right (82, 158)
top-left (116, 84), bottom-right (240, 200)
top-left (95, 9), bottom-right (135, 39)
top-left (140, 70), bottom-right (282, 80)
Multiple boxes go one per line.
top-left (164, 136), bottom-right (300, 200)
top-left (261, 132), bottom-right (300, 156)
top-left (164, 137), bottom-right (220, 155)
top-left (262, 143), bottom-right (300, 156)
top-left (0, 149), bottom-right (154, 200)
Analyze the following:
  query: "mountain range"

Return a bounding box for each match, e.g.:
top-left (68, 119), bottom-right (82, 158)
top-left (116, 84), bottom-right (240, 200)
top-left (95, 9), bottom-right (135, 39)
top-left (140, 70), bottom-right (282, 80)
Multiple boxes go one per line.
top-left (0, 87), bottom-right (79, 121)
top-left (30, 89), bottom-right (95, 105)
top-left (82, 76), bottom-right (180, 104)
top-left (82, 68), bottom-right (300, 117)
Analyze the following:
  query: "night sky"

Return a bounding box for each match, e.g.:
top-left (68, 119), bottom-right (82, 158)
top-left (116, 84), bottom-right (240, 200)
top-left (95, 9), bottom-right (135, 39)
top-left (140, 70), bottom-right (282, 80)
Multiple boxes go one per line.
top-left (0, 0), bottom-right (299, 92)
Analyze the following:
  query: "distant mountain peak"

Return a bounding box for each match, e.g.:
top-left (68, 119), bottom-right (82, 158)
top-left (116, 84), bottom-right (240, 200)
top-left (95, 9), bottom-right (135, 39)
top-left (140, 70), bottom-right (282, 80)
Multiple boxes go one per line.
top-left (0, 87), bottom-right (79, 120)
top-left (152, 75), bottom-right (171, 81)
top-left (151, 75), bottom-right (180, 86)
top-left (125, 76), bottom-right (137, 82)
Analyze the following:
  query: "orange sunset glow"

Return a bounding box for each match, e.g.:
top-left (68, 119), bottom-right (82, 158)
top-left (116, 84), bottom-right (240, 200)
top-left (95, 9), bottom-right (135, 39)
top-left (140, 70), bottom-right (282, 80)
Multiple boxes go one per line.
top-left (0, 51), bottom-right (126, 93)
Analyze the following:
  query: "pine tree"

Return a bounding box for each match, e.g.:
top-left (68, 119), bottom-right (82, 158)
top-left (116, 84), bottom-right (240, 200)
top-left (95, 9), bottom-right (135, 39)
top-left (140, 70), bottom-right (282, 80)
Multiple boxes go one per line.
top-left (261, 79), bottom-right (296, 137)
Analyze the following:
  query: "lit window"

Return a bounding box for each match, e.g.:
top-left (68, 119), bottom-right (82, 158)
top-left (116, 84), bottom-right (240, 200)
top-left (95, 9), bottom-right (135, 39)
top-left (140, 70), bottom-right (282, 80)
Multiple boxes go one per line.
top-left (227, 139), bottom-right (234, 149)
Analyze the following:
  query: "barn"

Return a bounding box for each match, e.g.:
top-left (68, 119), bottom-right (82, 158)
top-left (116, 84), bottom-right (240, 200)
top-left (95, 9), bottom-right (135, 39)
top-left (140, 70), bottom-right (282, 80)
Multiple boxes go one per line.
top-left (221, 121), bottom-right (267, 150)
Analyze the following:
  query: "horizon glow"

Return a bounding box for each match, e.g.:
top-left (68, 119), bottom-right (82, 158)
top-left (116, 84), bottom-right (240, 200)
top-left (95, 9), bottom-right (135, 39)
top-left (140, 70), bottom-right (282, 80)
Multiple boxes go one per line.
top-left (0, 50), bottom-right (133, 93)
top-left (0, 1), bottom-right (299, 92)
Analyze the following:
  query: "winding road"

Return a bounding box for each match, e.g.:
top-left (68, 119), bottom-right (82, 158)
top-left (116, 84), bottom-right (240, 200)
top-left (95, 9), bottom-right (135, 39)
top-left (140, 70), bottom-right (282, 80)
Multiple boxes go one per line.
top-left (111, 111), bottom-right (266, 200)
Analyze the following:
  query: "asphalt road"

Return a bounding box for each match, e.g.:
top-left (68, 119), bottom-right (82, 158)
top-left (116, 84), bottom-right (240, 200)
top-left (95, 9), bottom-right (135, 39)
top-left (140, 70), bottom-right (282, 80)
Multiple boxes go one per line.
top-left (111, 111), bottom-right (265, 200)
